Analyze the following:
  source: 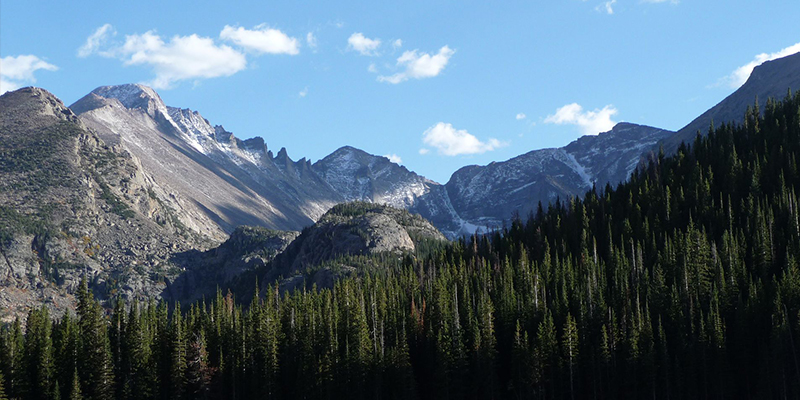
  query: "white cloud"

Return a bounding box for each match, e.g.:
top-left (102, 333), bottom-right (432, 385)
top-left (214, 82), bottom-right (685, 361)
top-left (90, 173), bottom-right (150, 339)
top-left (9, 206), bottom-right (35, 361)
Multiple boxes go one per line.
top-left (378, 46), bottom-right (455, 84)
top-left (77, 24), bottom-right (116, 57)
top-left (220, 25), bottom-right (300, 55)
top-left (79, 25), bottom-right (249, 89)
top-left (0, 55), bottom-right (58, 94)
top-left (306, 32), bottom-right (317, 49)
top-left (641, 0), bottom-right (678, 3)
top-left (393, 39), bottom-right (403, 49)
top-left (368, 63), bottom-right (378, 73)
top-left (118, 31), bottom-right (247, 89)
top-left (384, 154), bottom-right (402, 164)
top-left (545, 103), bottom-right (618, 135)
top-left (596, 0), bottom-right (616, 14)
top-left (421, 122), bottom-right (506, 156)
top-left (418, 148), bottom-right (430, 155)
top-left (348, 33), bottom-right (381, 56)
top-left (516, 113), bottom-right (526, 120)
top-left (299, 87), bottom-right (308, 97)
top-left (721, 42), bottom-right (800, 88)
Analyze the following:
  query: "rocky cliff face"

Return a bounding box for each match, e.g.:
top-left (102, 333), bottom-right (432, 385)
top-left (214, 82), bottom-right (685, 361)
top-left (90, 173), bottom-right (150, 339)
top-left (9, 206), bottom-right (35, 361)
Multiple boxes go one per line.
top-left (0, 87), bottom-right (203, 321)
top-left (248, 202), bottom-right (446, 292)
top-left (164, 226), bottom-right (299, 304)
top-left (313, 146), bottom-right (435, 209)
top-left (72, 84), bottom-right (343, 239)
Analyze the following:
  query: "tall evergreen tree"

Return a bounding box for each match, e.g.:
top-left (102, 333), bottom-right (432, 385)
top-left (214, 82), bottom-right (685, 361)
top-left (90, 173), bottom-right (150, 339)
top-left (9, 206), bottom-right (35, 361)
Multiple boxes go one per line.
top-left (76, 278), bottom-right (114, 400)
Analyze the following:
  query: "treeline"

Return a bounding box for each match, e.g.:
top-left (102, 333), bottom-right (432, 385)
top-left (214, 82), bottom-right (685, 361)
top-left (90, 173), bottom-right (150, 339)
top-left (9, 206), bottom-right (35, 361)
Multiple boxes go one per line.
top-left (2, 90), bottom-right (800, 399)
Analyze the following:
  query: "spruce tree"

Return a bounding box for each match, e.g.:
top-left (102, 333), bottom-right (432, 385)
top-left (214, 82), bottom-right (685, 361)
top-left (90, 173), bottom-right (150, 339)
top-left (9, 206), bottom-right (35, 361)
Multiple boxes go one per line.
top-left (0, 370), bottom-right (7, 400)
top-left (22, 306), bottom-right (54, 400)
top-left (562, 313), bottom-right (579, 400)
top-left (76, 278), bottom-right (114, 400)
top-left (169, 302), bottom-right (187, 400)
top-left (69, 367), bottom-right (83, 400)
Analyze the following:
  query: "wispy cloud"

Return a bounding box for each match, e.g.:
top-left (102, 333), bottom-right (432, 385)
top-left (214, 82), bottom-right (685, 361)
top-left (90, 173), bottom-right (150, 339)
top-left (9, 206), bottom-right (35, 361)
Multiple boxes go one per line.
top-left (306, 32), bottom-right (318, 49)
top-left (299, 87), bottom-right (308, 97)
top-left (719, 42), bottom-right (800, 88)
top-left (77, 24), bottom-right (116, 57)
top-left (348, 33), bottom-right (381, 56)
top-left (596, 0), bottom-right (617, 14)
top-left (420, 122), bottom-right (506, 156)
top-left (0, 55), bottom-right (58, 94)
top-left (516, 113), bottom-right (527, 120)
top-left (378, 46), bottom-right (455, 84)
top-left (544, 103), bottom-right (617, 135)
top-left (220, 25), bottom-right (300, 55)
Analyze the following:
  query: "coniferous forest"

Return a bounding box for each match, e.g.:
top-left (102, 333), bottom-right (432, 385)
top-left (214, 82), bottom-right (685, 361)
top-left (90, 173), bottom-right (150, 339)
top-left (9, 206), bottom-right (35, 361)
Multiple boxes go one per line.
top-left (2, 91), bottom-right (800, 399)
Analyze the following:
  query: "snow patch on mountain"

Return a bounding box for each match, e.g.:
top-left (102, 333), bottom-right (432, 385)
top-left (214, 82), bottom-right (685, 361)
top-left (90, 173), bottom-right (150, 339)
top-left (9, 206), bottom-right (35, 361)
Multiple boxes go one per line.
top-left (560, 150), bottom-right (593, 189)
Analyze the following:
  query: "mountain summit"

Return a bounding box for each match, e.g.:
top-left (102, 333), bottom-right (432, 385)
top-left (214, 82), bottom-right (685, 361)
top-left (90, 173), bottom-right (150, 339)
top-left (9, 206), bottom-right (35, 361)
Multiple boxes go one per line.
top-left (72, 84), bottom-right (344, 238)
top-left (662, 51), bottom-right (800, 153)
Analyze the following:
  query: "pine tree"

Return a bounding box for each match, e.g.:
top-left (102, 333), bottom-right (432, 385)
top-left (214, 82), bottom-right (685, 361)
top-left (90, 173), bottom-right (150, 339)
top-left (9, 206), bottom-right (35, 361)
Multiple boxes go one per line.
top-left (76, 278), bottom-right (114, 400)
top-left (185, 331), bottom-right (210, 400)
top-left (54, 313), bottom-right (80, 400)
top-left (125, 299), bottom-right (156, 399)
top-left (0, 328), bottom-right (11, 400)
top-left (69, 367), bottom-right (82, 400)
top-left (22, 306), bottom-right (54, 400)
top-left (8, 318), bottom-right (24, 399)
top-left (0, 370), bottom-right (7, 400)
top-left (562, 313), bottom-right (579, 400)
top-left (535, 311), bottom-right (558, 397)
top-left (169, 302), bottom-right (187, 400)
top-left (510, 320), bottom-right (531, 398)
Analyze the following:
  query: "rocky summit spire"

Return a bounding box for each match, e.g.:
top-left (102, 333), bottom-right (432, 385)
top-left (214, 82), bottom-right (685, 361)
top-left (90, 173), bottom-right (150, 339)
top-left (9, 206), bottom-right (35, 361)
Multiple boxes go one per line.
top-left (90, 84), bottom-right (170, 118)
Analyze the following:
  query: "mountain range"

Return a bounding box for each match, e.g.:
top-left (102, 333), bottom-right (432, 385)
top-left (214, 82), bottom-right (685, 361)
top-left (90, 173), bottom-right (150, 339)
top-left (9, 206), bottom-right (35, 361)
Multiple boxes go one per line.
top-left (66, 84), bottom-right (673, 239)
top-left (2, 51), bottom-right (799, 318)
top-left (68, 52), bottom-right (800, 239)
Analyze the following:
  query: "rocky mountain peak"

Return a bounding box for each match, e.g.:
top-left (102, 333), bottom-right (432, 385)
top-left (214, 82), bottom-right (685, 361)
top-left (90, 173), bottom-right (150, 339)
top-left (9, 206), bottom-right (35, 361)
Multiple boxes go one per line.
top-left (313, 144), bottom-right (436, 210)
top-left (168, 106), bottom-right (216, 141)
top-left (243, 137), bottom-right (268, 153)
top-left (275, 147), bottom-right (293, 169)
top-left (91, 84), bottom-right (169, 118)
top-left (264, 201), bottom-right (446, 280)
top-left (662, 51), bottom-right (800, 153)
top-left (0, 87), bottom-right (80, 127)
top-left (747, 51), bottom-right (800, 86)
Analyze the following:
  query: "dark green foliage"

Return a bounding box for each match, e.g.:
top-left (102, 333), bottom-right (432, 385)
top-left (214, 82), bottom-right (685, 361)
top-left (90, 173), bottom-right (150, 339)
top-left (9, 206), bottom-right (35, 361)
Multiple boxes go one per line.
top-left (2, 91), bottom-right (800, 398)
top-left (76, 279), bottom-right (114, 400)
top-left (0, 371), bottom-right (6, 400)
top-left (21, 306), bottom-right (54, 400)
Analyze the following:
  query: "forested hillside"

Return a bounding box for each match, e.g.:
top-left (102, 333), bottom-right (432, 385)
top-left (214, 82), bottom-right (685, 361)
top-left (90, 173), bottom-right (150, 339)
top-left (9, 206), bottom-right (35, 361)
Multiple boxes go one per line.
top-left (2, 90), bottom-right (800, 399)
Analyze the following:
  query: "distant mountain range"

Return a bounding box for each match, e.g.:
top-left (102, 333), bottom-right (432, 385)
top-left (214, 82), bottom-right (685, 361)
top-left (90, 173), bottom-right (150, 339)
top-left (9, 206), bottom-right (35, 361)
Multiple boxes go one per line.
top-left (66, 84), bottom-right (673, 239)
top-left (69, 51), bottom-right (800, 239)
top-left (2, 51), bottom-right (799, 318)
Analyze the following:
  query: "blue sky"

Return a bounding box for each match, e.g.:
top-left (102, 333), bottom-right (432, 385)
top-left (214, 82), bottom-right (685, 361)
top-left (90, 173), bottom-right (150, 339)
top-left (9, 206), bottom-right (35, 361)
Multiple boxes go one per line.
top-left (2, 0), bottom-right (799, 183)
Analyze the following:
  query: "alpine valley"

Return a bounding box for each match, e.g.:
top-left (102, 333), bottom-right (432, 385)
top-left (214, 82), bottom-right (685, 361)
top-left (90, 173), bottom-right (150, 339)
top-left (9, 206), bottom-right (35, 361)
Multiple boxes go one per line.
top-left (1, 51), bottom-right (800, 322)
